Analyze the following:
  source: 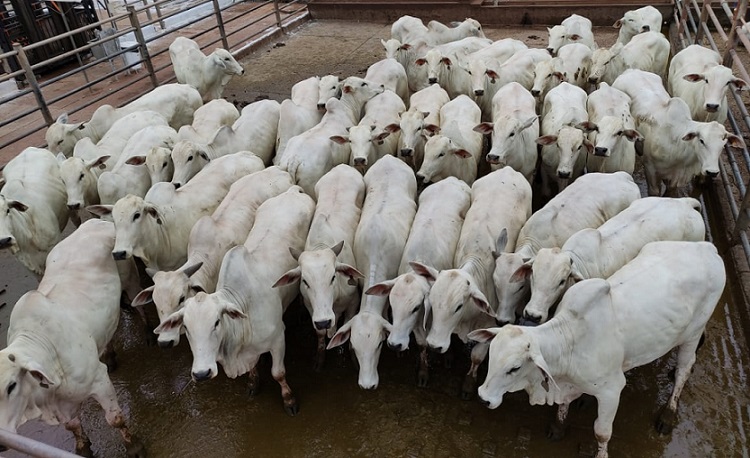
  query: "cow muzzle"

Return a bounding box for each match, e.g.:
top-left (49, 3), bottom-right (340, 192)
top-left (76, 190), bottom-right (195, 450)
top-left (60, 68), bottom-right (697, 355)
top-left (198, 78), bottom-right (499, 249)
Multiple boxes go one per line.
top-left (557, 170), bottom-right (571, 179)
top-left (192, 369), bottom-right (213, 382)
top-left (520, 311), bottom-right (542, 326)
top-left (314, 319), bottom-right (332, 331)
top-left (642, 25), bottom-right (651, 32)
top-left (588, 76), bottom-right (599, 84)
top-left (474, 89), bottom-right (484, 96)
top-left (531, 89), bottom-right (541, 97)
top-left (112, 250), bottom-right (129, 261)
top-left (705, 103), bottom-right (720, 113)
top-left (486, 154), bottom-right (501, 165)
top-left (67, 203), bottom-right (82, 211)
top-left (428, 344), bottom-right (447, 354)
top-left (705, 170), bottom-right (719, 178)
top-left (478, 396), bottom-right (492, 408)
top-left (0, 236), bottom-right (15, 250)
top-left (317, 103), bottom-right (326, 111)
top-left (400, 148), bottom-right (414, 158)
top-left (352, 157), bottom-right (367, 167)
top-left (387, 341), bottom-right (405, 352)
top-left (428, 78), bottom-right (438, 84)
top-left (158, 339), bottom-right (176, 349)
top-left (594, 146), bottom-right (609, 157)
top-left (173, 182), bottom-right (182, 189)
top-left (546, 48), bottom-right (555, 56)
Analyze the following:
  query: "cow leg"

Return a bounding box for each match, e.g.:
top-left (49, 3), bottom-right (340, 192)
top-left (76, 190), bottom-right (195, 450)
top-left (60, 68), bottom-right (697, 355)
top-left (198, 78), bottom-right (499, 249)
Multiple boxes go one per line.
top-left (90, 364), bottom-right (146, 458)
top-left (461, 342), bottom-right (489, 400)
top-left (593, 375), bottom-right (626, 458)
top-left (656, 337), bottom-right (700, 435)
top-left (314, 328), bottom-right (326, 372)
top-left (102, 341), bottom-right (118, 373)
top-left (65, 417), bottom-right (93, 457)
top-left (643, 162), bottom-right (661, 196)
top-left (417, 345), bottom-right (429, 388)
top-left (547, 402), bottom-right (570, 441)
top-left (270, 335), bottom-right (298, 416)
top-left (247, 364), bottom-right (261, 396)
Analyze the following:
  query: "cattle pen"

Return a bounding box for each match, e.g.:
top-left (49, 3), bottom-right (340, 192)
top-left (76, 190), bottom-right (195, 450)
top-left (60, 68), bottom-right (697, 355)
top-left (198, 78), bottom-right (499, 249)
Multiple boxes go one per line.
top-left (0, 0), bottom-right (750, 457)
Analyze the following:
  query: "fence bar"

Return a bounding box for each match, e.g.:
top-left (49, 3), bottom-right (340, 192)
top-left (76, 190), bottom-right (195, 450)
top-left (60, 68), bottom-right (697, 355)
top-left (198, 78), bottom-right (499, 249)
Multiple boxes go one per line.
top-left (0, 428), bottom-right (79, 458)
top-left (212, 0), bottom-right (230, 50)
top-left (23, 12), bottom-right (130, 52)
top-left (12, 44), bottom-right (53, 126)
top-left (272, 0), bottom-right (283, 29)
top-left (723, 0), bottom-right (747, 66)
top-left (127, 5), bottom-right (159, 89)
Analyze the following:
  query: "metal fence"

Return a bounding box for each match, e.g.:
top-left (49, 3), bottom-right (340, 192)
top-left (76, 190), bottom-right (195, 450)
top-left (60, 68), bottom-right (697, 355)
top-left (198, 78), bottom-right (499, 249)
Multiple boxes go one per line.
top-left (0, 0), bottom-right (309, 160)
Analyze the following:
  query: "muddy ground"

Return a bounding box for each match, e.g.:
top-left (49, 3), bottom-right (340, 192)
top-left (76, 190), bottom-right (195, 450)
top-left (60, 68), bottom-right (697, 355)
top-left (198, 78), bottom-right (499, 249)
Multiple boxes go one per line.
top-left (0, 19), bottom-right (749, 458)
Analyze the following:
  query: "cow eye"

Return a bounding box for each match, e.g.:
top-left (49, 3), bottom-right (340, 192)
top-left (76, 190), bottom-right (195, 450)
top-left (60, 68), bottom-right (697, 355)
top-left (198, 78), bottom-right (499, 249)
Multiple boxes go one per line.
top-left (509, 132), bottom-right (515, 137)
top-left (455, 303), bottom-right (463, 313)
top-left (438, 152), bottom-right (445, 157)
top-left (187, 156), bottom-right (193, 162)
top-left (162, 162), bottom-right (168, 168)
top-left (214, 319), bottom-right (220, 328)
top-left (133, 212), bottom-right (141, 221)
top-left (179, 295), bottom-right (185, 304)
top-left (6, 381), bottom-right (16, 396)
top-left (377, 340), bottom-right (384, 349)
top-left (411, 305), bottom-right (420, 314)
top-left (302, 279), bottom-right (309, 288)
top-left (361, 82), bottom-right (367, 87)
top-left (79, 173), bottom-right (84, 181)
top-left (331, 275), bottom-right (336, 284)
top-left (558, 279), bottom-right (565, 286)
top-left (57, 140), bottom-right (64, 145)
top-left (331, 86), bottom-right (336, 90)
top-left (699, 139), bottom-right (705, 145)
top-left (506, 366), bottom-right (521, 375)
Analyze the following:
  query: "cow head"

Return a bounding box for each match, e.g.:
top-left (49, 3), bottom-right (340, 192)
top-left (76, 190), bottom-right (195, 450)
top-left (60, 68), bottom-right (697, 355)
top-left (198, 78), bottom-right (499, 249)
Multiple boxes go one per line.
top-left (389, 109), bottom-right (438, 160)
top-left (470, 325), bottom-right (557, 409)
top-left (417, 135), bottom-right (472, 185)
top-left (59, 155), bottom-right (108, 211)
top-left (491, 229), bottom-right (533, 326)
top-left (0, 347), bottom-right (59, 434)
top-left (682, 121), bottom-right (744, 178)
top-left (89, 194), bottom-right (163, 262)
top-left (531, 58), bottom-right (563, 98)
top-left (327, 310), bottom-right (392, 390)
top-left (340, 77), bottom-right (385, 112)
top-left (171, 140), bottom-right (210, 189)
top-left (479, 114), bottom-right (538, 167)
top-left (683, 65), bottom-right (747, 115)
top-left (424, 265), bottom-right (490, 353)
top-left (274, 242), bottom-right (363, 334)
top-left (317, 75), bottom-right (342, 110)
top-left (210, 48), bottom-right (244, 76)
top-left (126, 146), bottom-right (173, 185)
top-left (536, 123), bottom-right (595, 180)
top-left (345, 125), bottom-right (390, 172)
top-left (587, 116), bottom-right (642, 158)
top-left (588, 45), bottom-right (622, 85)
top-left (0, 196), bottom-right (29, 254)
top-left (367, 269), bottom-right (432, 352)
top-left (521, 248), bottom-right (583, 325)
top-left (44, 113), bottom-right (84, 155)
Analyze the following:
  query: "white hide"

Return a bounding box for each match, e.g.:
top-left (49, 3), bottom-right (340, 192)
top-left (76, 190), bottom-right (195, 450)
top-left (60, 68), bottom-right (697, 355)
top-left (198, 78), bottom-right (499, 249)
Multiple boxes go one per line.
top-left (176, 99), bottom-right (240, 143)
top-left (614, 5), bottom-right (663, 45)
top-left (547, 14), bottom-right (597, 55)
top-left (588, 31), bottom-right (670, 86)
top-left (585, 82), bottom-right (641, 174)
top-left (169, 36), bottom-right (244, 101)
top-left (365, 58), bottom-right (410, 102)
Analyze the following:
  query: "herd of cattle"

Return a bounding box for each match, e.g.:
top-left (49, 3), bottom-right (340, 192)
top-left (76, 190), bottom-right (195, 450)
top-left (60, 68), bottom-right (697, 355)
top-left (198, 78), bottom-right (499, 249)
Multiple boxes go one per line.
top-left (0, 6), bottom-right (739, 458)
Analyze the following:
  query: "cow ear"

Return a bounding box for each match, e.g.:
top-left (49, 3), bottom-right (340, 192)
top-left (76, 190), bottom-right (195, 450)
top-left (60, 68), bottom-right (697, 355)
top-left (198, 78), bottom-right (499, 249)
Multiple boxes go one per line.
top-left (182, 262), bottom-right (203, 278)
top-left (492, 228), bottom-right (509, 259)
top-left (569, 34), bottom-right (581, 41)
top-left (125, 155), bottom-right (147, 166)
top-left (154, 309), bottom-right (185, 334)
top-left (87, 155), bottom-right (110, 170)
top-left (468, 328), bottom-right (499, 343)
top-left (570, 266), bottom-right (585, 283)
top-left (510, 262), bottom-right (533, 283)
top-left (469, 283), bottom-right (492, 315)
top-left (415, 58), bottom-right (427, 66)
top-left (529, 342), bottom-right (559, 393)
top-left (380, 38), bottom-right (387, 48)
top-left (190, 284), bottom-right (205, 294)
top-left (576, 121), bottom-right (598, 133)
top-left (535, 135), bottom-right (558, 146)
top-left (131, 286), bottom-right (155, 307)
top-left (326, 320), bottom-right (352, 349)
top-left (733, 78), bottom-right (748, 90)
top-left (520, 116), bottom-right (538, 131)
top-left (683, 73), bottom-right (705, 83)
top-left (622, 129), bottom-right (643, 142)
top-left (145, 206), bottom-right (161, 224)
top-left (377, 314), bottom-right (394, 335)
top-left (56, 113), bottom-right (69, 124)
top-left (374, 131), bottom-right (390, 143)
top-left (272, 267), bottom-right (301, 288)
top-left (454, 149), bottom-right (472, 159)
top-left (289, 246), bottom-right (302, 260)
top-left (552, 71), bottom-right (565, 81)
top-left (409, 261), bottom-right (439, 282)
top-left (485, 69), bottom-right (499, 82)
top-left (145, 267), bottom-right (158, 278)
top-left (222, 304), bottom-right (247, 320)
top-left (8, 201), bottom-right (28, 212)
top-left (21, 360), bottom-right (57, 388)
top-left (56, 153), bottom-right (66, 164)
top-left (727, 133), bottom-right (745, 149)
top-left (400, 43), bottom-right (412, 51)
top-left (336, 262), bottom-right (364, 283)
top-left (384, 123), bottom-right (401, 133)
top-left (423, 296), bottom-right (432, 331)
top-left (682, 132), bottom-right (699, 141)
top-left (365, 279), bottom-right (396, 296)
top-left (424, 124), bottom-right (440, 136)
top-left (86, 205), bottom-right (113, 217)
top-left (613, 18), bottom-right (623, 28)
top-left (582, 138), bottom-right (595, 155)
top-left (198, 151), bottom-right (210, 162)
top-left (330, 135), bottom-right (349, 145)
top-left (441, 57), bottom-right (452, 68)
top-left (473, 122), bottom-right (494, 135)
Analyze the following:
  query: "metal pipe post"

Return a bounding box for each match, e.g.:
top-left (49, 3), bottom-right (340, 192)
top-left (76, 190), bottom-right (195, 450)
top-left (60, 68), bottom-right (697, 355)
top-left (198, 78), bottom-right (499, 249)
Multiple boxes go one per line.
top-left (12, 43), bottom-right (54, 125)
top-left (723, 0), bottom-right (748, 66)
top-left (127, 5), bottom-right (159, 88)
top-left (212, 0), bottom-right (230, 49)
top-left (273, 0), bottom-right (283, 30)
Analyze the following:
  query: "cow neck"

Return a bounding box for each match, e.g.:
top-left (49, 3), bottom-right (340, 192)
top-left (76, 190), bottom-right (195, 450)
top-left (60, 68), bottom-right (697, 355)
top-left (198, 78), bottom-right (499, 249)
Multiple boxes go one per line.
top-left (338, 92), bottom-right (366, 124)
top-left (529, 312), bottom-right (579, 377)
top-left (215, 288), bottom-right (253, 378)
top-left (566, 249), bottom-right (592, 279)
top-left (8, 333), bottom-right (62, 383)
top-left (138, 207), bottom-right (174, 270)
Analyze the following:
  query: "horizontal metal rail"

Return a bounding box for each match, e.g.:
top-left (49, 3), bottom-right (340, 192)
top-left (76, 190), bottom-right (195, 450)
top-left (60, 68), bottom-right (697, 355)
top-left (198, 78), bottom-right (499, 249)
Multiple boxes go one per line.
top-left (0, 428), bottom-right (79, 458)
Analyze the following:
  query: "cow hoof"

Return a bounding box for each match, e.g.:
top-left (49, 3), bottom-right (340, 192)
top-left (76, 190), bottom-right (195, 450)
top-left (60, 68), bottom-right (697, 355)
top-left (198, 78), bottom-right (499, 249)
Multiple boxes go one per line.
top-left (76, 441), bottom-right (94, 458)
top-left (125, 437), bottom-right (146, 458)
top-left (417, 370), bottom-right (429, 388)
top-left (284, 398), bottom-right (299, 417)
top-left (460, 376), bottom-right (476, 400)
top-left (655, 406), bottom-right (677, 435)
top-left (547, 421), bottom-right (567, 441)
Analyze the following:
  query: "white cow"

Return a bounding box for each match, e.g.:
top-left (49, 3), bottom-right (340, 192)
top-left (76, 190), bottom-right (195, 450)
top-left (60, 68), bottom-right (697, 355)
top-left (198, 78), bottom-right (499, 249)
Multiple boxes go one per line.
top-left (521, 196), bottom-right (705, 324)
top-left (463, 38), bottom-right (528, 98)
top-left (97, 125), bottom-right (178, 205)
top-left (276, 77), bottom-right (325, 159)
top-left (365, 58), bottom-right (409, 102)
top-left (327, 155), bottom-right (417, 390)
top-left (531, 43), bottom-right (592, 100)
top-left (416, 167), bottom-right (532, 398)
top-left (472, 241), bottom-right (725, 458)
top-left (473, 82), bottom-right (538, 182)
top-left (169, 36), bottom-right (244, 102)
top-left (391, 15), bottom-right (429, 44)
top-left (614, 69), bottom-right (743, 196)
top-left (176, 98), bottom-right (240, 143)
top-left (614, 5), bottom-right (663, 45)
top-left (317, 75), bottom-right (342, 110)
top-left (46, 83), bottom-right (201, 155)
top-left (333, 90), bottom-right (405, 173)
top-left (588, 31), bottom-right (670, 86)
top-left (492, 171), bottom-right (641, 325)
top-left (133, 167), bottom-right (294, 348)
top-left (89, 151), bottom-right (264, 271)
top-left (381, 38), bottom-right (431, 93)
top-left (124, 146), bottom-right (174, 185)
top-left (668, 44), bottom-right (748, 124)
top-left (585, 82), bottom-right (641, 174)
top-left (384, 83), bottom-right (449, 168)
top-left (422, 18), bottom-right (486, 46)
top-left (58, 154), bottom-right (108, 227)
top-left (416, 37), bottom-right (492, 98)
top-left (154, 187), bottom-right (315, 416)
top-left (273, 165), bottom-right (365, 370)
top-left (536, 82), bottom-right (595, 196)
top-left (282, 77), bottom-right (384, 198)
top-left (477, 48), bottom-right (552, 119)
top-left (0, 148), bottom-right (68, 276)
top-left (0, 219), bottom-right (145, 457)
top-left (365, 177), bottom-right (471, 386)
top-left (547, 14), bottom-right (597, 55)
top-left (417, 95), bottom-right (483, 185)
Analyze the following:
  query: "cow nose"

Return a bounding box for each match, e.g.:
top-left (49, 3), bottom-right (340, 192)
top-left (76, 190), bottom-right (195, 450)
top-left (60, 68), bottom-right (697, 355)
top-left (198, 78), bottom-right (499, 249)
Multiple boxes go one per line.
top-left (706, 103), bottom-right (720, 113)
top-left (588, 77), bottom-right (598, 84)
top-left (474, 89), bottom-right (484, 96)
top-left (479, 397), bottom-right (491, 408)
top-left (68, 203), bottom-right (81, 211)
top-left (416, 173), bottom-right (429, 184)
top-left (352, 157), bottom-right (367, 167)
top-left (388, 342), bottom-right (404, 352)
top-left (173, 182), bottom-right (182, 189)
top-left (192, 369), bottom-right (212, 381)
top-left (557, 171), bottom-right (571, 179)
top-left (314, 319), bottom-right (332, 330)
top-left (521, 311), bottom-right (542, 325)
top-left (112, 250), bottom-right (127, 260)
top-left (360, 382), bottom-right (378, 390)
top-left (240, 69), bottom-right (245, 75)
top-left (0, 237), bottom-right (14, 249)
top-left (594, 146), bottom-right (608, 156)
top-left (486, 154), bottom-right (499, 163)
top-left (531, 89), bottom-right (541, 97)
top-left (400, 148), bottom-right (413, 157)
top-left (428, 78), bottom-right (438, 84)
top-left (546, 48), bottom-right (555, 55)
top-left (706, 170), bottom-right (719, 178)
top-left (429, 344), bottom-right (446, 354)
top-left (495, 318), bottom-right (510, 327)
top-left (317, 103), bottom-right (326, 110)
top-left (642, 25), bottom-right (650, 31)
top-left (158, 339), bottom-right (175, 349)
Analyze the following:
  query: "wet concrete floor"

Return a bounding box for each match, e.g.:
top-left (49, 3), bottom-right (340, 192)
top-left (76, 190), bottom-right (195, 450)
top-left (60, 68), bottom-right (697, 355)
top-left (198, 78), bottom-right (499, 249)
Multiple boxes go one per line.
top-left (1, 19), bottom-right (750, 458)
